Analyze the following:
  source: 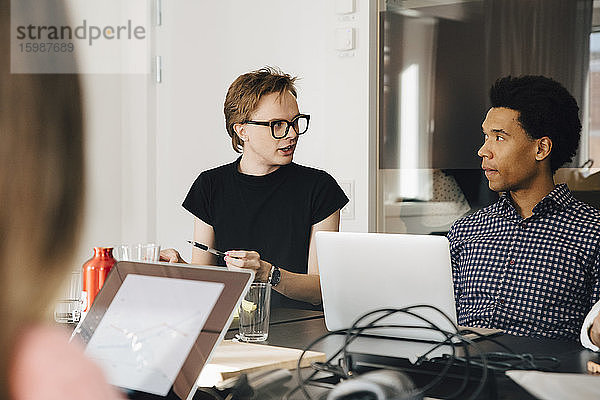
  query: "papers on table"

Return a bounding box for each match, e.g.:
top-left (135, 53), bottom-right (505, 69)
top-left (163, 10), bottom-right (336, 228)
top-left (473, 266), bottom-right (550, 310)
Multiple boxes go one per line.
top-left (506, 370), bottom-right (600, 400)
top-left (197, 340), bottom-right (325, 387)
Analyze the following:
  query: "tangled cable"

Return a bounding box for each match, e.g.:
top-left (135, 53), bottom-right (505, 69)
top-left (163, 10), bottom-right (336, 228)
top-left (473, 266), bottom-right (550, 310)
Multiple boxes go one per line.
top-left (283, 305), bottom-right (559, 400)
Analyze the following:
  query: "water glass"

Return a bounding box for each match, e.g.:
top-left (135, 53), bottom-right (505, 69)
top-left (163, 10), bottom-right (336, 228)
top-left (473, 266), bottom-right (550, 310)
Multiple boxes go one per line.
top-left (238, 283), bottom-right (271, 342)
top-left (54, 271), bottom-right (82, 323)
top-left (54, 299), bottom-right (81, 323)
top-left (115, 243), bottom-right (161, 262)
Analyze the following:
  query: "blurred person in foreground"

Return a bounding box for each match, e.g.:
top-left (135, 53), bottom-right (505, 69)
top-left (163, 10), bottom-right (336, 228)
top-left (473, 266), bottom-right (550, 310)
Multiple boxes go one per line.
top-left (0, 1), bottom-right (121, 398)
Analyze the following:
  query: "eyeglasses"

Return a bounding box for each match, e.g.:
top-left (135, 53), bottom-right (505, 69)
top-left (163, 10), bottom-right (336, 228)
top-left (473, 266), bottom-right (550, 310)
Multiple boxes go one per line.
top-left (243, 114), bottom-right (310, 139)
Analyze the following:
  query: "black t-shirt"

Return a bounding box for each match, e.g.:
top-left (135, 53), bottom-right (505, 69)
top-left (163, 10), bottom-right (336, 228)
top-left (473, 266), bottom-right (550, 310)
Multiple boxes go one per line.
top-left (182, 157), bottom-right (349, 309)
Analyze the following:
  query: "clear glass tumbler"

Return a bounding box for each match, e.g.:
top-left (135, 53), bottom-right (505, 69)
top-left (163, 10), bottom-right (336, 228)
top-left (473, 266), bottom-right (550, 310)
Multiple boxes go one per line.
top-left (238, 282), bottom-right (271, 342)
top-left (54, 271), bottom-right (82, 323)
top-left (114, 243), bottom-right (161, 262)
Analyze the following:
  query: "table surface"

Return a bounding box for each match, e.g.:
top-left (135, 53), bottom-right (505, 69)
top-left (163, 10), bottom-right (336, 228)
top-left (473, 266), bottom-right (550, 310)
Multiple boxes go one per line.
top-left (66, 307), bottom-right (600, 399)
top-left (231, 310), bottom-right (600, 400)
top-left (226, 308), bottom-right (324, 333)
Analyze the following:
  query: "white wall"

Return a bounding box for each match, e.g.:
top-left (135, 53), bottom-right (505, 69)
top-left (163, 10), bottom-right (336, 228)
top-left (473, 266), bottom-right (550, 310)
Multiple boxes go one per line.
top-left (76, 73), bottom-right (154, 264)
top-left (76, 75), bottom-right (123, 264)
top-left (76, 0), bottom-right (377, 264)
top-left (153, 0), bottom-right (378, 259)
top-left (68, 1), bottom-right (156, 265)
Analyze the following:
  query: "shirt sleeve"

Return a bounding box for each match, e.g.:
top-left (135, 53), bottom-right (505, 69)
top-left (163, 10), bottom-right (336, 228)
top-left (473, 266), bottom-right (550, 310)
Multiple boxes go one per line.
top-left (589, 248), bottom-right (600, 311)
top-left (446, 224), bottom-right (461, 311)
top-left (182, 172), bottom-right (213, 226)
top-left (582, 250), bottom-right (600, 351)
top-left (310, 172), bottom-right (349, 225)
top-left (581, 299), bottom-right (600, 352)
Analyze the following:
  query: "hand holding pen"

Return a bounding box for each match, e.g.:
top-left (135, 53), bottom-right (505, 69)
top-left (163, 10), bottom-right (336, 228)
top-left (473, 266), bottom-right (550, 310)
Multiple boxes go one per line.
top-left (158, 242), bottom-right (223, 265)
top-left (188, 240), bottom-right (271, 281)
top-left (159, 241), bottom-right (225, 265)
top-left (187, 240), bottom-right (226, 258)
top-left (223, 250), bottom-right (272, 282)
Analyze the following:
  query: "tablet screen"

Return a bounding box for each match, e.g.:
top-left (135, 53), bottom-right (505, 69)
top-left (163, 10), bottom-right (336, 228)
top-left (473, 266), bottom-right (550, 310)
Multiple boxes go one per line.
top-left (84, 274), bottom-right (224, 396)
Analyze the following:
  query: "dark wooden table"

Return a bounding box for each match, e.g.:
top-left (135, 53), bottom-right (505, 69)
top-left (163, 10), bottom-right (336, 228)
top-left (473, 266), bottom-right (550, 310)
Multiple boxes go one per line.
top-left (225, 308), bottom-right (324, 334)
top-left (236, 315), bottom-right (600, 400)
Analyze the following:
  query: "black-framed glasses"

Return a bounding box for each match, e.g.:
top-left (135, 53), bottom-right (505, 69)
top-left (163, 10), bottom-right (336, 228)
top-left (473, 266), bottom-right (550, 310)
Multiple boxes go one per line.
top-left (244, 114), bottom-right (310, 139)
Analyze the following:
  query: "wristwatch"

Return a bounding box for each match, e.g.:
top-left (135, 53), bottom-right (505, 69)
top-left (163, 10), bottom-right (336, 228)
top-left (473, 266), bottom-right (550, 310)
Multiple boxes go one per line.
top-left (268, 265), bottom-right (281, 287)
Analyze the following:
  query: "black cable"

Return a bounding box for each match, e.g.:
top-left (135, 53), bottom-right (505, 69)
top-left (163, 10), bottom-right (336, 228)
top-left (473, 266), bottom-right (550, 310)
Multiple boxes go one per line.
top-left (283, 305), bottom-right (494, 400)
top-left (453, 329), bottom-right (560, 371)
top-left (440, 331), bottom-right (489, 400)
top-left (339, 306), bottom-right (475, 398)
top-left (286, 305), bottom-right (491, 400)
top-left (435, 351), bottom-right (560, 372)
top-left (446, 337), bottom-right (471, 399)
top-left (413, 330), bottom-right (488, 400)
top-left (351, 309), bottom-right (490, 400)
top-left (287, 322), bottom-right (447, 399)
top-left (283, 329), bottom-right (349, 400)
top-left (458, 328), bottom-right (517, 353)
top-left (341, 306), bottom-right (458, 376)
top-left (343, 325), bottom-right (460, 396)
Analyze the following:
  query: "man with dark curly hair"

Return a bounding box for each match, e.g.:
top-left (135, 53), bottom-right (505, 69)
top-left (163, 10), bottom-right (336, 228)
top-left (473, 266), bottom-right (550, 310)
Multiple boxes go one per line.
top-left (447, 75), bottom-right (600, 342)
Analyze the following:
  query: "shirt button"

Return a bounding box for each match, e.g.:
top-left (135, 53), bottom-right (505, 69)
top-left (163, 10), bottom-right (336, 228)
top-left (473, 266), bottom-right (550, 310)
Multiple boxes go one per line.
top-left (498, 299), bottom-right (505, 304)
top-left (509, 260), bottom-right (515, 265)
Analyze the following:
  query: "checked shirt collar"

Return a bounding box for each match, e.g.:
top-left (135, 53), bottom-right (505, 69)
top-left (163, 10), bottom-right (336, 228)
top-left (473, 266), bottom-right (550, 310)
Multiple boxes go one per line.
top-left (492, 183), bottom-right (573, 222)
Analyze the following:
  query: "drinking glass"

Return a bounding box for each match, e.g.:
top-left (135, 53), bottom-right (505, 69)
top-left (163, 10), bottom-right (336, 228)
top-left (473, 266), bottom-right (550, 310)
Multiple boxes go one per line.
top-left (115, 243), bottom-right (161, 262)
top-left (54, 271), bottom-right (82, 323)
top-left (238, 282), bottom-right (271, 342)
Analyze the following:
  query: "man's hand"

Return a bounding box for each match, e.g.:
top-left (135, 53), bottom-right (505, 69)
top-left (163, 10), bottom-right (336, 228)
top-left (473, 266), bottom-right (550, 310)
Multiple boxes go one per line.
top-left (159, 248), bottom-right (187, 263)
top-left (224, 250), bottom-right (271, 282)
top-left (591, 311), bottom-right (600, 348)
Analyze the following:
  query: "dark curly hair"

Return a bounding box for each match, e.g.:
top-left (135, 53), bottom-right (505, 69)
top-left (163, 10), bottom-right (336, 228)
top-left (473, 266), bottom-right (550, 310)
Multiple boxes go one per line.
top-left (489, 75), bottom-right (581, 173)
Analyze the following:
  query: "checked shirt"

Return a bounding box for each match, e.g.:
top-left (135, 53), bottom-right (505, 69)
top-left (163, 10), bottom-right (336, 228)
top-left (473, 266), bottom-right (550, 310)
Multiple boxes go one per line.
top-left (448, 184), bottom-right (600, 341)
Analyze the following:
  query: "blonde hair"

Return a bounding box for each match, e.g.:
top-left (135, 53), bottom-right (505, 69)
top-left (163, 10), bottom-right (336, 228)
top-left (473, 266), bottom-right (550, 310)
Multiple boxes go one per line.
top-left (223, 66), bottom-right (298, 152)
top-left (0, 1), bottom-right (84, 397)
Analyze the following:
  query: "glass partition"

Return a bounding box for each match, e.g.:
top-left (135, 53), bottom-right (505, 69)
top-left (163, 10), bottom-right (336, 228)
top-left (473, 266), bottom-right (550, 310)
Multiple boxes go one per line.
top-left (378, 0), bottom-right (595, 234)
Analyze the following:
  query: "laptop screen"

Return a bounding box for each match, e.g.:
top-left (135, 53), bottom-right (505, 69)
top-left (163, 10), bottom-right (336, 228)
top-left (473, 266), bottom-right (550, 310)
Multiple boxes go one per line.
top-left (72, 261), bottom-right (253, 400)
top-left (316, 231), bottom-right (457, 342)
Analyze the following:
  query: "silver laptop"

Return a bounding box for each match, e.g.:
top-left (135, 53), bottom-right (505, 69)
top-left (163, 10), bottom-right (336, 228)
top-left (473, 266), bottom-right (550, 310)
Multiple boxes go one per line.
top-left (316, 231), bottom-right (458, 342)
top-left (72, 261), bottom-right (253, 400)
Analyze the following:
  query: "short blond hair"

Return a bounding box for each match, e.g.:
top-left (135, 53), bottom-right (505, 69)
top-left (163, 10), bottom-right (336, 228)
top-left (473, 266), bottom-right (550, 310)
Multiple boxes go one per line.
top-left (223, 67), bottom-right (298, 152)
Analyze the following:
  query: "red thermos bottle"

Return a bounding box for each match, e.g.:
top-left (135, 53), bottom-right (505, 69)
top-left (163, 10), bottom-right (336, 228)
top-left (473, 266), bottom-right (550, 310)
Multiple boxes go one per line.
top-left (82, 247), bottom-right (116, 314)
